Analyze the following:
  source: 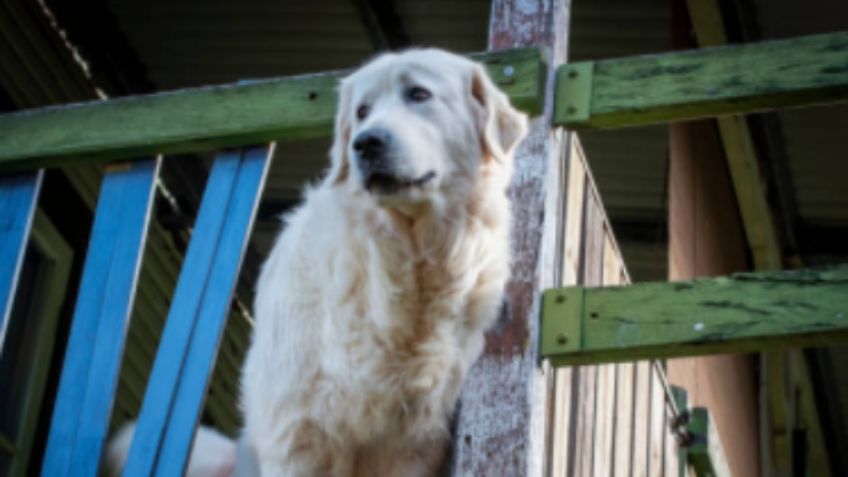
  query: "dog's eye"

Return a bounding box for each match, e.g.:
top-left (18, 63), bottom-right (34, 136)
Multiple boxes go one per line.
top-left (407, 86), bottom-right (432, 103)
top-left (356, 104), bottom-right (370, 120)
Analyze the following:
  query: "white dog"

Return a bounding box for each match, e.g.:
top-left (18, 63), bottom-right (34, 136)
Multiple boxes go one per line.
top-left (109, 48), bottom-right (527, 477)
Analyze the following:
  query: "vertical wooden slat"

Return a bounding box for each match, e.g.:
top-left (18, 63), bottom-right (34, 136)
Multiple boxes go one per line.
top-left (593, 233), bottom-right (619, 477)
top-left (124, 146), bottom-right (271, 477)
top-left (550, 135), bottom-right (586, 477)
top-left (648, 367), bottom-right (666, 476)
top-left (601, 232), bottom-right (635, 477)
top-left (593, 363), bottom-right (616, 477)
top-left (42, 159), bottom-right (160, 477)
top-left (613, 362), bottom-right (635, 476)
top-left (632, 361), bottom-right (652, 477)
top-left (573, 185), bottom-right (604, 477)
top-left (0, 170), bottom-right (42, 352)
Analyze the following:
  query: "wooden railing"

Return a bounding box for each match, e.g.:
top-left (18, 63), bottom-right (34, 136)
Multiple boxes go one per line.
top-left (1, 30), bottom-right (847, 476)
top-left (0, 48), bottom-right (544, 477)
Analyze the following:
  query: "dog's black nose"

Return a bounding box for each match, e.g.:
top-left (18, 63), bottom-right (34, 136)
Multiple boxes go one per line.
top-left (353, 129), bottom-right (391, 161)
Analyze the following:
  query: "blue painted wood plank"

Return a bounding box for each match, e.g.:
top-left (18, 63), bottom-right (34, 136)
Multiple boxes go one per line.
top-left (155, 146), bottom-right (270, 476)
top-left (124, 146), bottom-right (271, 477)
top-left (0, 171), bottom-right (42, 352)
top-left (42, 159), bottom-right (160, 477)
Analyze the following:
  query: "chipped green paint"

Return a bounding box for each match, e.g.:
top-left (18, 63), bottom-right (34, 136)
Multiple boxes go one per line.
top-left (0, 48), bottom-right (544, 171)
top-left (541, 264), bottom-right (848, 366)
top-left (554, 30), bottom-right (848, 129)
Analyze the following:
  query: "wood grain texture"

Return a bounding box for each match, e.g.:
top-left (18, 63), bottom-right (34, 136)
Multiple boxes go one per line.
top-left (0, 49), bottom-right (543, 171)
top-left (631, 362), bottom-right (651, 477)
top-left (42, 159), bottom-right (160, 477)
top-left (124, 146), bottom-right (271, 477)
top-left (542, 264), bottom-right (848, 365)
top-left (555, 31), bottom-right (848, 129)
top-left (648, 370), bottom-right (666, 476)
top-left (668, 114), bottom-right (760, 477)
top-left (448, 1), bottom-right (570, 475)
top-left (0, 170), bottom-right (42, 352)
top-left (549, 134), bottom-right (586, 477)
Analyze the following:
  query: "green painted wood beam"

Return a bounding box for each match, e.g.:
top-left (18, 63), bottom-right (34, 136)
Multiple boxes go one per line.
top-left (540, 265), bottom-right (848, 366)
top-left (554, 31), bottom-right (848, 129)
top-left (0, 48), bottom-right (544, 172)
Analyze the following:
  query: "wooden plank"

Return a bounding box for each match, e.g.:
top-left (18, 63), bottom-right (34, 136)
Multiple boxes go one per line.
top-left (0, 48), bottom-right (543, 171)
top-left (0, 170), bottom-right (42, 352)
top-left (124, 146), bottom-right (271, 476)
top-left (549, 134), bottom-right (585, 477)
top-left (592, 233), bottom-right (619, 477)
top-left (42, 158), bottom-right (160, 477)
top-left (449, 1), bottom-right (571, 475)
top-left (574, 183), bottom-right (604, 477)
top-left (593, 364), bottom-right (616, 477)
top-left (604, 234), bottom-right (635, 477)
top-left (648, 368), bottom-right (666, 476)
top-left (612, 361), bottom-right (635, 476)
top-left (632, 361), bottom-right (651, 477)
top-left (541, 264), bottom-right (848, 365)
top-left (554, 31), bottom-right (848, 129)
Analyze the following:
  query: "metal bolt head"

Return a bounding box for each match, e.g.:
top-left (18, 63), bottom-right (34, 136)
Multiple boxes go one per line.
top-left (567, 105), bottom-right (577, 115)
top-left (568, 69), bottom-right (578, 79)
top-left (556, 333), bottom-right (568, 345)
top-left (555, 294), bottom-right (566, 304)
top-left (503, 65), bottom-right (515, 77)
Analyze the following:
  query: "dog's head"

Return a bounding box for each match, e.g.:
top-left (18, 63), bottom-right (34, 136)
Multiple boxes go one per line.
top-left (326, 49), bottom-right (528, 208)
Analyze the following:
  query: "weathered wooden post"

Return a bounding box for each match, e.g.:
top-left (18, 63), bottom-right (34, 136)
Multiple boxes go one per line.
top-left (449, 1), bottom-right (572, 474)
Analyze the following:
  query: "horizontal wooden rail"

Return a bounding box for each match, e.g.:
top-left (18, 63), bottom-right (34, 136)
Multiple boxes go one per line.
top-left (0, 48), bottom-right (544, 172)
top-left (554, 31), bottom-right (848, 129)
top-left (540, 264), bottom-right (848, 366)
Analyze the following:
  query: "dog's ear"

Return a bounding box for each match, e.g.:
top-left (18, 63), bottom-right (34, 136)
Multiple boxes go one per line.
top-left (326, 78), bottom-right (353, 184)
top-left (471, 64), bottom-right (528, 162)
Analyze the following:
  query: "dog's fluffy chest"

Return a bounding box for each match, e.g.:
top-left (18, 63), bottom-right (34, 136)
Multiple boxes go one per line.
top-left (326, 213), bottom-right (503, 438)
top-left (245, 185), bottom-right (512, 461)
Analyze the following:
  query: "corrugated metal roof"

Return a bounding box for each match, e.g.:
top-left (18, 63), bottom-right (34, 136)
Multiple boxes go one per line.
top-left (107, 0), bottom-right (373, 88)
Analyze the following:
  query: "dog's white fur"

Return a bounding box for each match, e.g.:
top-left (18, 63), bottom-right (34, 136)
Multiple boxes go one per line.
top-left (243, 49), bottom-right (526, 476)
top-left (108, 48), bottom-right (526, 477)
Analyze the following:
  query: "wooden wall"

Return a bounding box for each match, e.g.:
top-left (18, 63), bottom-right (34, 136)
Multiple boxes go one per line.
top-left (667, 120), bottom-right (760, 476)
top-left (548, 137), bottom-right (682, 477)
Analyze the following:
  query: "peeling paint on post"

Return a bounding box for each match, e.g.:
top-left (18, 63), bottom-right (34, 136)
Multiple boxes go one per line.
top-left (449, 1), bottom-right (572, 475)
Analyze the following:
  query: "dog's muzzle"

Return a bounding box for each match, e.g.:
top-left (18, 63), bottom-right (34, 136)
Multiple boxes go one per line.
top-left (353, 128), bottom-right (436, 194)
